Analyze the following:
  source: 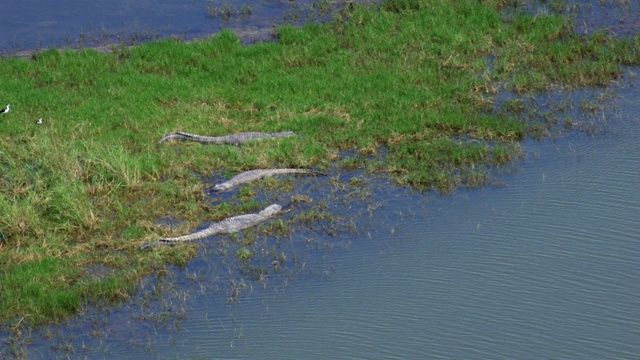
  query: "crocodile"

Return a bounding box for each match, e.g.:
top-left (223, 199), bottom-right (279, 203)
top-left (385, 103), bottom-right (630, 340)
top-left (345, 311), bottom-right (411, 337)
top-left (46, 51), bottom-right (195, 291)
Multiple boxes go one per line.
top-left (158, 131), bottom-right (297, 146)
top-left (211, 168), bottom-right (327, 192)
top-left (140, 204), bottom-right (283, 249)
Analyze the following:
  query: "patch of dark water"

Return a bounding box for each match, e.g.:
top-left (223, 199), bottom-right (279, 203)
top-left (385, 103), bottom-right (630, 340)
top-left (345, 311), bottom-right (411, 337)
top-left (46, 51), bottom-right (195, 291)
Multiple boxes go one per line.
top-left (1, 0), bottom-right (364, 56)
top-left (494, 1), bottom-right (637, 139)
top-left (505, 0), bottom-right (640, 37)
top-left (494, 79), bottom-right (621, 137)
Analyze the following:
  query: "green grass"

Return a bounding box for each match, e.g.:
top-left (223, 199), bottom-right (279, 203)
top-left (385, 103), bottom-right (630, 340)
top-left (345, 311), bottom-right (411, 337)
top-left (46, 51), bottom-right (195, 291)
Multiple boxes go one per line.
top-left (0, 0), bottom-right (638, 326)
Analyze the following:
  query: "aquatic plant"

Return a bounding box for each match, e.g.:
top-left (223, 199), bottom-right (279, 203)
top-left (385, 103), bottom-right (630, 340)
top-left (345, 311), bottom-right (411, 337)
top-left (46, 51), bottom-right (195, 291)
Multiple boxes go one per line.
top-left (237, 247), bottom-right (253, 260)
top-left (205, 1), bottom-right (252, 20)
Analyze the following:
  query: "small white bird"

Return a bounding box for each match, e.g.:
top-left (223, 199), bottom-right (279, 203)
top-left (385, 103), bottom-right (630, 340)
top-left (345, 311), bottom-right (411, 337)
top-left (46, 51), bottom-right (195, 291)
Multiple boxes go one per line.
top-left (35, 118), bottom-right (43, 125)
top-left (0, 104), bottom-right (9, 115)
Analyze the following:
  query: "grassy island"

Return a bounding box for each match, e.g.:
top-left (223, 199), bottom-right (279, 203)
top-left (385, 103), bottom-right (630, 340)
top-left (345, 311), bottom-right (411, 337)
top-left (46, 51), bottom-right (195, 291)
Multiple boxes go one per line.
top-left (0, 0), bottom-right (638, 327)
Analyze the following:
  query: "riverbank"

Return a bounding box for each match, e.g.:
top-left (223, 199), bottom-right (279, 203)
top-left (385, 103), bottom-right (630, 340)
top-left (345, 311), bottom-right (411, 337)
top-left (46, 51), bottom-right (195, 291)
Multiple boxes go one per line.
top-left (0, 0), bottom-right (638, 329)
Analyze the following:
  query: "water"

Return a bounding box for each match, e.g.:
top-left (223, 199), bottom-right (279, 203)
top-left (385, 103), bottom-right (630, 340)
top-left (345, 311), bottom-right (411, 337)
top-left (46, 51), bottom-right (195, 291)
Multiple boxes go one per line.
top-left (148, 77), bottom-right (638, 359)
top-left (502, 0), bottom-right (640, 37)
top-left (2, 0), bottom-right (347, 54)
top-left (3, 0), bottom-right (638, 56)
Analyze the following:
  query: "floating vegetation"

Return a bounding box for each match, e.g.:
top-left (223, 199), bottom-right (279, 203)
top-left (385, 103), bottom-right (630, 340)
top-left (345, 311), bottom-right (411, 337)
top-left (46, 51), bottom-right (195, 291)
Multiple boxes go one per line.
top-left (236, 247), bottom-right (253, 260)
top-left (205, 1), bottom-right (252, 20)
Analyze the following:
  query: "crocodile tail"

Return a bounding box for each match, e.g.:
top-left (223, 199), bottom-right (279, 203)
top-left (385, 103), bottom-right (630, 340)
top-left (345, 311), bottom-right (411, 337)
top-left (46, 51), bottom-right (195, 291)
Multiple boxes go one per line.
top-left (140, 241), bottom-right (158, 250)
top-left (271, 131), bottom-right (296, 138)
top-left (158, 132), bottom-right (188, 145)
top-left (307, 169), bottom-right (328, 177)
top-left (288, 169), bottom-right (328, 177)
top-left (270, 168), bottom-right (327, 177)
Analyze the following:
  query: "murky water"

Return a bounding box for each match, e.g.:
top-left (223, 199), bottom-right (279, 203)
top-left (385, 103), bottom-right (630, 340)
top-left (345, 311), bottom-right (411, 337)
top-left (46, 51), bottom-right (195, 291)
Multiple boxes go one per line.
top-left (133, 77), bottom-right (638, 359)
top-left (3, 0), bottom-right (637, 56)
top-left (2, 0), bottom-right (348, 54)
top-left (147, 80), bottom-right (640, 359)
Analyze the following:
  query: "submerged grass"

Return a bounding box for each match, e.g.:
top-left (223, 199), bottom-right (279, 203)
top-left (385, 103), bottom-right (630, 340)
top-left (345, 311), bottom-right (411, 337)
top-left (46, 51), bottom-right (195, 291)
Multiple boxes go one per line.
top-left (0, 0), bottom-right (638, 326)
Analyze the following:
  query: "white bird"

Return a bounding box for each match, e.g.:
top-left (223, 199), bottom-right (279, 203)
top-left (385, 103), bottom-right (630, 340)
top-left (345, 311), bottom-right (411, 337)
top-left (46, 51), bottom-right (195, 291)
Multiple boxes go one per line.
top-left (35, 118), bottom-right (43, 125)
top-left (0, 104), bottom-right (9, 115)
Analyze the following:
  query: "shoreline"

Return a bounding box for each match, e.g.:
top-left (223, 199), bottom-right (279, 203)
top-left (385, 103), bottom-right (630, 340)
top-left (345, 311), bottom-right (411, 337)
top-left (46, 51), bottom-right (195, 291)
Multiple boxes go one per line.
top-left (4, 27), bottom-right (275, 60)
top-left (2, 0), bottom-right (371, 60)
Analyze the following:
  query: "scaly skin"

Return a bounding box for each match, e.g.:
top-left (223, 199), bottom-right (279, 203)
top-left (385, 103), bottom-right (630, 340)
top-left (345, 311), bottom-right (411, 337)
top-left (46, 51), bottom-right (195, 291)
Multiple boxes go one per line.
top-left (140, 204), bottom-right (283, 249)
top-left (212, 168), bottom-right (327, 192)
top-left (158, 131), bottom-right (297, 146)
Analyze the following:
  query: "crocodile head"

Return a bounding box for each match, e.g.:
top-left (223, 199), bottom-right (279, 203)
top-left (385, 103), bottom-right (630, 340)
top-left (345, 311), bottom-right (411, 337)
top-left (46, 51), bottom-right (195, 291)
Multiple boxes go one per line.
top-left (212, 183), bottom-right (230, 192)
top-left (260, 204), bottom-right (282, 217)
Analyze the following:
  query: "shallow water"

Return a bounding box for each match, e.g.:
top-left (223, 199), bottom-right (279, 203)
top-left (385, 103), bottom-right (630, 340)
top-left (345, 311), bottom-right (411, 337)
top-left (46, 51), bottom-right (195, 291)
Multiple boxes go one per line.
top-left (2, 0), bottom-right (347, 54)
top-left (5, 0), bottom-right (637, 55)
top-left (138, 74), bottom-right (639, 359)
top-left (503, 0), bottom-right (640, 36)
